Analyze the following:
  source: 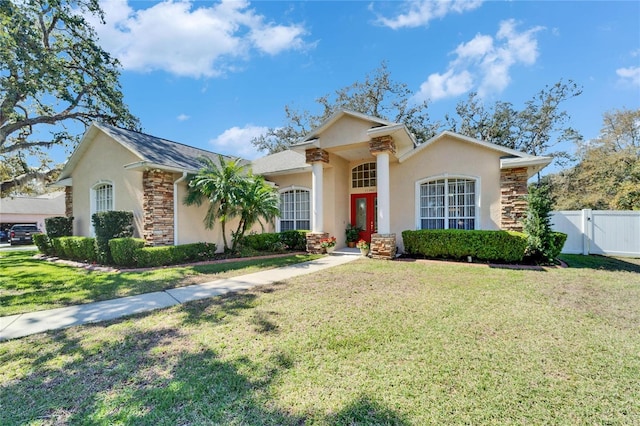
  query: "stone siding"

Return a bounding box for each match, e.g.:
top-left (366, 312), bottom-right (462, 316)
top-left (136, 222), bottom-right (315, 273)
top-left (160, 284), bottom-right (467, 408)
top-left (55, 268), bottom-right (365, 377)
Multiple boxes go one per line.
top-left (65, 187), bottom-right (73, 217)
top-left (306, 231), bottom-right (329, 254)
top-left (370, 233), bottom-right (397, 260)
top-left (500, 167), bottom-right (528, 232)
top-left (369, 135), bottom-right (396, 155)
top-left (305, 148), bottom-right (330, 164)
top-left (143, 170), bottom-right (175, 246)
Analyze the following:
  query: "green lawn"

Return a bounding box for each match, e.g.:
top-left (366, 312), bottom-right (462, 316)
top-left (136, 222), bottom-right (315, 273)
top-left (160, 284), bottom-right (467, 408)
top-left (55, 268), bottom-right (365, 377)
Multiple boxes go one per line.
top-left (0, 250), bottom-right (320, 316)
top-left (1, 255), bottom-right (639, 424)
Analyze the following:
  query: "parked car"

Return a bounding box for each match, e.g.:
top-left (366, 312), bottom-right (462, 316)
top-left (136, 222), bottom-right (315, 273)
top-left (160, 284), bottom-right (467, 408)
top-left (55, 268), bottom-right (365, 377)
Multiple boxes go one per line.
top-left (9, 224), bottom-right (40, 245)
top-left (0, 229), bottom-right (7, 242)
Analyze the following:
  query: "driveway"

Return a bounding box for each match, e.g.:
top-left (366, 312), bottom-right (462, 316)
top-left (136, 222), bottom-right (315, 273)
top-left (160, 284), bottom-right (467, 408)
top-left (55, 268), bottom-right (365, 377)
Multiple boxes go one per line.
top-left (0, 243), bottom-right (36, 251)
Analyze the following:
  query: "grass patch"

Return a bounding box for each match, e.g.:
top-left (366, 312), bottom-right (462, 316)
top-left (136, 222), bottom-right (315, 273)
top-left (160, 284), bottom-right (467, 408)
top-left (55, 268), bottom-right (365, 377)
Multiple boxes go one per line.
top-left (1, 256), bottom-right (639, 424)
top-left (0, 250), bottom-right (320, 316)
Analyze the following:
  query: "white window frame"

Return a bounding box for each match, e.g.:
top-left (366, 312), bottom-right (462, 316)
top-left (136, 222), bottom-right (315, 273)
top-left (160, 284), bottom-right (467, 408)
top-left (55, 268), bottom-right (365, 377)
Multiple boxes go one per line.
top-left (415, 174), bottom-right (480, 230)
top-left (276, 186), bottom-right (311, 232)
top-left (90, 180), bottom-right (115, 236)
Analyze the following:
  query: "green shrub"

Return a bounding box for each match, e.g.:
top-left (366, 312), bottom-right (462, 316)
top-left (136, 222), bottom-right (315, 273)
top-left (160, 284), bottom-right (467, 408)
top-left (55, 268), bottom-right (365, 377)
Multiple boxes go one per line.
top-left (110, 238), bottom-right (146, 267)
top-left (32, 233), bottom-right (52, 255)
top-left (135, 246), bottom-right (175, 268)
top-left (58, 237), bottom-right (76, 259)
top-left (402, 229), bottom-right (528, 263)
top-left (45, 216), bottom-right (73, 238)
top-left (134, 242), bottom-right (217, 268)
top-left (172, 242), bottom-right (217, 263)
top-left (280, 230), bottom-right (308, 251)
top-left (92, 211), bottom-right (134, 264)
top-left (242, 233), bottom-right (281, 251)
top-left (50, 237), bottom-right (65, 258)
top-left (523, 183), bottom-right (561, 264)
top-left (550, 232), bottom-right (568, 261)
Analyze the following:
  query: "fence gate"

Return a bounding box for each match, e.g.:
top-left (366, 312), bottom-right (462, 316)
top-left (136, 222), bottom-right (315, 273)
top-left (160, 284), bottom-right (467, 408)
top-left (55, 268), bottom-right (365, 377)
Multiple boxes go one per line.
top-left (550, 210), bottom-right (640, 257)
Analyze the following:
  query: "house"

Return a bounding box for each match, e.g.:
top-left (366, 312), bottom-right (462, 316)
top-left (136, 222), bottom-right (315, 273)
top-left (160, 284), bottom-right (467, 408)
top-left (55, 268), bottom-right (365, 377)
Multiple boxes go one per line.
top-left (252, 110), bottom-right (551, 257)
top-left (0, 191), bottom-right (66, 234)
top-left (55, 110), bottom-right (552, 258)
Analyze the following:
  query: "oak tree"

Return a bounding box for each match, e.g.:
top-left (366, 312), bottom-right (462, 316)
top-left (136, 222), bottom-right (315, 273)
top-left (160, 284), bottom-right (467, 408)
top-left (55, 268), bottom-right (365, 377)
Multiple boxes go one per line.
top-left (0, 0), bottom-right (138, 194)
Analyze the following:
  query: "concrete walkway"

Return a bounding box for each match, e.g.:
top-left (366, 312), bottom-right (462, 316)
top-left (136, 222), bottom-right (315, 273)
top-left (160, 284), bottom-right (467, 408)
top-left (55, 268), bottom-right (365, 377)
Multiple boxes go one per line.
top-left (0, 251), bottom-right (361, 341)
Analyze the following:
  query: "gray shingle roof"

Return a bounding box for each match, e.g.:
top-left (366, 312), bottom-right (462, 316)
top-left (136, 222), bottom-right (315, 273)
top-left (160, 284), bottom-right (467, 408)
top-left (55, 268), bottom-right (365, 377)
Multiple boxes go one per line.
top-left (251, 150), bottom-right (309, 175)
top-left (96, 123), bottom-right (246, 172)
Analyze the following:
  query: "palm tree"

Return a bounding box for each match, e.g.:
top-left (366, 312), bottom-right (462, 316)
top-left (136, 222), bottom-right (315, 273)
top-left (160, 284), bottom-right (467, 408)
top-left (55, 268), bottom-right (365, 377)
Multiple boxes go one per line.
top-left (231, 174), bottom-right (280, 252)
top-left (184, 155), bottom-right (246, 252)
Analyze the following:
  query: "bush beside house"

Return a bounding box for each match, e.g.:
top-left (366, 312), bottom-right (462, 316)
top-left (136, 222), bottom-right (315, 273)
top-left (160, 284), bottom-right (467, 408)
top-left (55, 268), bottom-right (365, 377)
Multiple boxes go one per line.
top-left (402, 229), bottom-right (529, 263)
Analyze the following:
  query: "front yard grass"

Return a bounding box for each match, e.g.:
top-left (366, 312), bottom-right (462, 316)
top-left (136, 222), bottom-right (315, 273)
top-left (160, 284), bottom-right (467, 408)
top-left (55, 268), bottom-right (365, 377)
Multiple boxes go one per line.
top-left (0, 250), bottom-right (320, 316)
top-left (1, 255), bottom-right (639, 424)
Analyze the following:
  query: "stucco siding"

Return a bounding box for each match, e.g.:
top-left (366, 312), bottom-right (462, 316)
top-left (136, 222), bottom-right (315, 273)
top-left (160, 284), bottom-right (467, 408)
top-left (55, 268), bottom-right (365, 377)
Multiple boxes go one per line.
top-left (325, 154), bottom-right (350, 247)
top-left (318, 116), bottom-right (373, 149)
top-left (70, 132), bottom-right (144, 237)
top-left (390, 136), bottom-right (503, 250)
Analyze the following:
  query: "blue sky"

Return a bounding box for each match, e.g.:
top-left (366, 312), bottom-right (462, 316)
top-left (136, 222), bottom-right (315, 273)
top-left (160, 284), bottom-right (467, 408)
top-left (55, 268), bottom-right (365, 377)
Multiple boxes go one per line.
top-left (78, 0), bottom-right (639, 173)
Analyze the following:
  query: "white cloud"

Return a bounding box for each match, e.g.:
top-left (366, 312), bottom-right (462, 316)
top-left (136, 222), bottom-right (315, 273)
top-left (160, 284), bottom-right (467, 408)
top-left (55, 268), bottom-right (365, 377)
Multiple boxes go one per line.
top-left (210, 124), bottom-right (270, 159)
top-left (375, 0), bottom-right (483, 29)
top-left (414, 19), bottom-right (543, 102)
top-left (177, 114), bottom-right (190, 121)
top-left (87, 0), bottom-right (309, 78)
top-left (415, 70), bottom-right (473, 101)
top-left (617, 66), bottom-right (640, 87)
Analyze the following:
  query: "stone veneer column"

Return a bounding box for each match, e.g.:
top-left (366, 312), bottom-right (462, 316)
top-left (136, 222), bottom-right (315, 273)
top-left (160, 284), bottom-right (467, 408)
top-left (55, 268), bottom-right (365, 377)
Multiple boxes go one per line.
top-left (143, 170), bottom-right (175, 246)
top-left (369, 233), bottom-right (397, 260)
top-left (500, 167), bottom-right (529, 232)
top-left (65, 186), bottom-right (73, 217)
top-left (370, 135), bottom-right (396, 259)
top-left (305, 148), bottom-right (330, 254)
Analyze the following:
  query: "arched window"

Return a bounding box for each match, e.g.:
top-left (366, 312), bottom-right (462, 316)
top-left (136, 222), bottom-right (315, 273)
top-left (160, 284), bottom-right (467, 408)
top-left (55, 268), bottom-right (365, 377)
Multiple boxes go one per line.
top-left (279, 188), bottom-right (310, 231)
top-left (417, 177), bottom-right (477, 230)
top-left (351, 162), bottom-right (377, 188)
top-left (92, 182), bottom-right (113, 214)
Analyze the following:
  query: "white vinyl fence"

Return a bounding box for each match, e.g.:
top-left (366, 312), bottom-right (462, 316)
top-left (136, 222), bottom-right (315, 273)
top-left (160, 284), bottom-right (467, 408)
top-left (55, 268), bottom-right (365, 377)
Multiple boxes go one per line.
top-left (550, 210), bottom-right (640, 257)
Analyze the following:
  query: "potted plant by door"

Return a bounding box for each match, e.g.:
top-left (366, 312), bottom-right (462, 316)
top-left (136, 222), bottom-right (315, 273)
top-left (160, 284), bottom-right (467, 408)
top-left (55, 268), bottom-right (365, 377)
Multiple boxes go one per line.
top-left (320, 236), bottom-right (337, 254)
top-left (345, 223), bottom-right (362, 248)
top-left (356, 239), bottom-right (369, 256)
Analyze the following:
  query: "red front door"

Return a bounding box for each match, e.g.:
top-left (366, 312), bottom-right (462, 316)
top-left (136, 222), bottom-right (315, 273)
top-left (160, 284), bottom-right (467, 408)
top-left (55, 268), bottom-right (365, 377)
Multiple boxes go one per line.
top-left (351, 193), bottom-right (377, 242)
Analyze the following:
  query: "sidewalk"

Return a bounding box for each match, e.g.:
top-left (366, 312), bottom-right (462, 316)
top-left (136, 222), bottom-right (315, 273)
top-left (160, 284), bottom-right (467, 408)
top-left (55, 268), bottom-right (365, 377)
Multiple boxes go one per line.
top-left (0, 251), bottom-right (361, 341)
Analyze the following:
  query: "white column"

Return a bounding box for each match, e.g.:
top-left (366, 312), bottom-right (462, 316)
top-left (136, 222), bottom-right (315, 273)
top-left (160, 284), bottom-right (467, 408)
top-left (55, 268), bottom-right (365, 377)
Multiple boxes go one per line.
top-left (312, 162), bottom-right (324, 232)
top-left (376, 151), bottom-right (390, 234)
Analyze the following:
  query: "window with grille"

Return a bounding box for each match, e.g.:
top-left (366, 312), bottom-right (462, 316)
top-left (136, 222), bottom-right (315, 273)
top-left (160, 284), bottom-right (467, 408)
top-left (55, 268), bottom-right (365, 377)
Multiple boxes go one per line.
top-left (351, 162), bottom-right (377, 188)
top-left (418, 178), bottom-right (476, 230)
top-left (94, 183), bottom-right (113, 213)
top-left (279, 189), bottom-right (310, 231)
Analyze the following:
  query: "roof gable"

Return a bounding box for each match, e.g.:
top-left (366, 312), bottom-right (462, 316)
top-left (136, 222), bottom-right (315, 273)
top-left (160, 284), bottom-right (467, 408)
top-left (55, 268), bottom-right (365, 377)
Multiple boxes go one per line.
top-left (298, 109), bottom-right (395, 143)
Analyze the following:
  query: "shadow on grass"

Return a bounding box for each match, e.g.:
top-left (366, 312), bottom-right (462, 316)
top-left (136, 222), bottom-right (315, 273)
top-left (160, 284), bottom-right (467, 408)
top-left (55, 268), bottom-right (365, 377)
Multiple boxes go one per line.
top-left (0, 315), bottom-right (305, 424)
top-left (559, 254), bottom-right (640, 273)
top-left (326, 395), bottom-right (410, 425)
top-left (1, 294), bottom-right (408, 425)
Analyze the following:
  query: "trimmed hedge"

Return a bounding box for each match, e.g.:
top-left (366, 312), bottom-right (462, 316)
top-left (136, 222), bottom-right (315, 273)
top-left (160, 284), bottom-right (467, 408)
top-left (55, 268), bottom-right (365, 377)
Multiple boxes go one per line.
top-left (134, 242), bottom-right (217, 268)
top-left (280, 230), bottom-right (308, 251)
top-left (402, 229), bottom-right (528, 263)
top-left (242, 230), bottom-right (308, 252)
top-left (51, 237), bottom-right (97, 262)
top-left (45, 216), bottom-right (73, 238)
top-left (242, 233), bottom-right (281, 251)
top-left (110, 238), bottom-right (146, 267)
top-left (33, 233), bottom-right (52, 255)
top-left (92, 211), bottom-right (134, 264)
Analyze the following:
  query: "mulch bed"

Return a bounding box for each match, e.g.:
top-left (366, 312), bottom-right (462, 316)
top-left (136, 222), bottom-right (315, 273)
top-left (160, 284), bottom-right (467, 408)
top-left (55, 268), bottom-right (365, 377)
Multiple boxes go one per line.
top-left (395, 256), bottom-right (568, 270)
